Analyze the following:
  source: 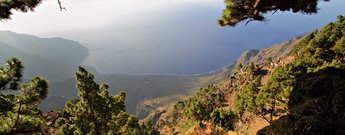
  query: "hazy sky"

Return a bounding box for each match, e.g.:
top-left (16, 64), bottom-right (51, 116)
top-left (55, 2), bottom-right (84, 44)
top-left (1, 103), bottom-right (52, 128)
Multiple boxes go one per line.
top-left (1, 0), bottom-right (345, 75)
top-left (0, 0), bottom-right (221, 36)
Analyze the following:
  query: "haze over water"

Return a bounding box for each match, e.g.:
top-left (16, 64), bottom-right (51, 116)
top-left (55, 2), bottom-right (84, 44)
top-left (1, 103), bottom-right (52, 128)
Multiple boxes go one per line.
top-left (1, 0), bottom-right (345, 75)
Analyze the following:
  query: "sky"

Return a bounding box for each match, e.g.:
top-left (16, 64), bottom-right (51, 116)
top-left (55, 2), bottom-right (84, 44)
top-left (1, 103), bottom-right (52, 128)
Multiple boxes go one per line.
top-left (0, 0), bottom-right (222, 36)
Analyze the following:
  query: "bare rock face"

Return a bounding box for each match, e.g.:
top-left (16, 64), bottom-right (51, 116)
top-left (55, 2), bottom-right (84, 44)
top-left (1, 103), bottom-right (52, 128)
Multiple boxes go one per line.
top-left (235, 37), bottom-right (302, 67)
top-left (236, 49), bottom-right (260, 66)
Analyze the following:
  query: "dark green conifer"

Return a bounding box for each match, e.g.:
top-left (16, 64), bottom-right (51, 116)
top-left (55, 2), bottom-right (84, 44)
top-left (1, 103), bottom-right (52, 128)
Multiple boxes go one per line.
top-left (56, 66), bottom-right (156, 134)
top-left (0, 58), bottom-right (48, 134)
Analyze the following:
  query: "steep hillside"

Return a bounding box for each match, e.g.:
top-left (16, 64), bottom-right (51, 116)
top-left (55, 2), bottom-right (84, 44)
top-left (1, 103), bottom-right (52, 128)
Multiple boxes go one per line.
top-left (155, 16), bottom-right (345, 134)
top-left (133, 38), bottom-right (303, 123)
top-left (258, 67), bottom-right (345, 135)
top-left (235, 49), bottom-right (259, 66)
top-left (235, 36), bottom-right (302, 66)
top-left (153, 35), bottom-right (302, 135)
top-left (0, 31), bottom-right (88, 82)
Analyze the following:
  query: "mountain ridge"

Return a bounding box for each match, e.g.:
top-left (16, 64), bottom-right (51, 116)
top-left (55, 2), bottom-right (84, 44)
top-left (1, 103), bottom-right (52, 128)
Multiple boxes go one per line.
top-left (0, 31), bottom-right (88, 82)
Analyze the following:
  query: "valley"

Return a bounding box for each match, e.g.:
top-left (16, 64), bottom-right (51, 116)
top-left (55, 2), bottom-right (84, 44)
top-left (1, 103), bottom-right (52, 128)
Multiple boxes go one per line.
top-left (0, 30), bottom-right (233, 114)
top-left (1, 0), bottom-right (345, 134)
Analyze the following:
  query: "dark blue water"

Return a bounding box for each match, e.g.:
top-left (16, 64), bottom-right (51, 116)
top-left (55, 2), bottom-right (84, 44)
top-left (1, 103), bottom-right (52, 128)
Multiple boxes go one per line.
top-left (77, 0), bottom-right (345, 75)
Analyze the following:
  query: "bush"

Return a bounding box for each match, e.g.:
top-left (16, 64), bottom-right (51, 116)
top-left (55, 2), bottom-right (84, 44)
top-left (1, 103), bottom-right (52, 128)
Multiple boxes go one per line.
top-left (210, 108), bottom-right (237, 131)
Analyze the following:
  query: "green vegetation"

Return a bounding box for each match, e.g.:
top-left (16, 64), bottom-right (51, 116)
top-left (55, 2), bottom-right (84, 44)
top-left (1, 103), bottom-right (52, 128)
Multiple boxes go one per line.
top-left (170, 84), bottom-right (237, 132)
top-left (254, 65), bottom-right (296, 122)
top-left (0, 58), bottom-right (48, 134)
top-left (2, 0), bottom-right (345, 134)
top-left (293, 15), bottom-right (345, 70)
top-left (0, 58), bottom-right (159, 134)
top-left (163, 15), bottom-right (345, 134)
top-left (231, 16), bottom-right (345, 135)
top-left (141, 120), bottom-right (160, 135)
top-left (180, 120), bottom-right (197, 134)
top-left (234, 16), bottom-right (345, 125)
top-left (235, 76), bottom-right (262, 119)
top-left (0, 0), bottom-right (43, 19)
top-left (218, 0), bottom-right (320, 26)
top-left (3, 14), bottom-right (338, 134)
top-left (235, 63), bottom-right (243, 72)
top-left (259, 67), bottom-right (345, 134)
top-left (55, 67), bottom-right (139, 134)
top-left (210, 108), bottom-right (237, 131)
top-left (184, 85), bottom-right (224, 122)
top-left (55, 67), bottom-right (158, 134)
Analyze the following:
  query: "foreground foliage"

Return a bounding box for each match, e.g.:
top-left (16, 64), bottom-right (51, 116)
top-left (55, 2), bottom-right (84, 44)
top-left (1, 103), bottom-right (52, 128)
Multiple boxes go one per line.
top-left (259, 67), bottom-right (345, 134)
top-left (55, 67), bottom-right (158, 135)
top-left (0, 59), bottom-right (158, 134)
top-left (0, 0), bottom-right (43, 19)
top-left (218, 0), bottom-right (321, 26)
top-left (0, 58), bottom-right (48, 134)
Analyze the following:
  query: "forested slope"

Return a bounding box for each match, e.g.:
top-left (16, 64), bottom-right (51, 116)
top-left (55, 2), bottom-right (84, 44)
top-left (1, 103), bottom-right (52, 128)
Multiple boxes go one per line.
top-left (155, 16), bottom-right (345, 135)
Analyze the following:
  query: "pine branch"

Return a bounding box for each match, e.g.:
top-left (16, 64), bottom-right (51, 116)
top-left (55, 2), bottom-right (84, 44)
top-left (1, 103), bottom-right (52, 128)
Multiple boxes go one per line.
top-left (258, 112), bottom-right (271, 124)
top-left (85, 93), bottom-right (101, 135)
top-left (57, 0), bottom-right (66, 11)
top-left (8, 99), bottom-right (23, 135)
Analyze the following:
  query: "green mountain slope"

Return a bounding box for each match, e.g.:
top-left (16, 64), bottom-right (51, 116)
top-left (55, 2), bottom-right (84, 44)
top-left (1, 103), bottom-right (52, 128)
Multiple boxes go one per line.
top-left (156, 16), bottom-right (345, 134)
top-left (154, 34), bottom-right (302, 134)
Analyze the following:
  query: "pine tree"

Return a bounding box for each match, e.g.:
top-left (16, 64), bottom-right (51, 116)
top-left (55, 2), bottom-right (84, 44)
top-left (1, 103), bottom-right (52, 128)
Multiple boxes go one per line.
top-left (0, 0), bottom-right (44, 19)
top-left (235, 76), bottom-right (262, 117)
top-left (210, 108), bottom-right (237, 131)
top-left (0, 57), bottom-right (48, 134)
top-left (56, 66), bottom-right (147, 135)
top-left (218, 0), bottom-right (320, 27)
top-left (185, 85), bottom-right (224, 122)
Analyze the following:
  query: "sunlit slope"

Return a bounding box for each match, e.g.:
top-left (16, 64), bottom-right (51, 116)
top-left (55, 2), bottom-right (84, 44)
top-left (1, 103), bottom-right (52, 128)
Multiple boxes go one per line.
top-left (157, 16), bottom-right (345, 134)
top-left (155, 36), bottom-right (303, 134)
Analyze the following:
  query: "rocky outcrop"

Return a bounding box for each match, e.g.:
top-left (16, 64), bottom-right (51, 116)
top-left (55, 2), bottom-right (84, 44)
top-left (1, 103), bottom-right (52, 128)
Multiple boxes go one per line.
top-left (235, 37), bottom-right (302, 67)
